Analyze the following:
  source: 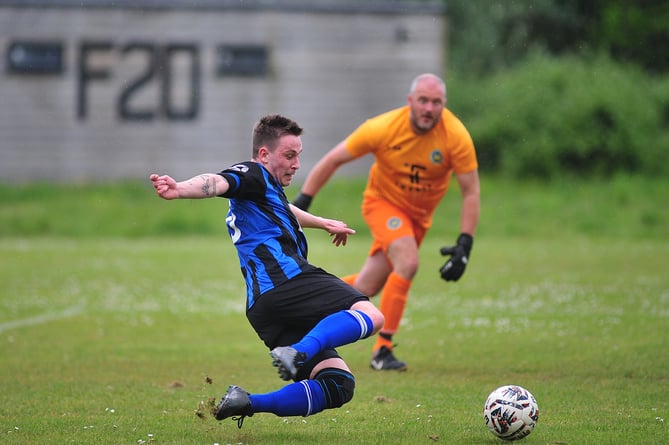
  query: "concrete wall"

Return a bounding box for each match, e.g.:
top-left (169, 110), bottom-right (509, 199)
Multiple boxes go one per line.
top-left (0, 1), bottom-right (447, 182)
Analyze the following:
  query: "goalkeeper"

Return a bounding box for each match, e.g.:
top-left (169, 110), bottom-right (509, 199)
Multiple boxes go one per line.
top-left (293, 73), bottom-right (480, 372)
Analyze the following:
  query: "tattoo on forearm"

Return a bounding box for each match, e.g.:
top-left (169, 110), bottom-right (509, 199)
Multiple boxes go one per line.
top-left (199, 175), bottom-right (216, 196)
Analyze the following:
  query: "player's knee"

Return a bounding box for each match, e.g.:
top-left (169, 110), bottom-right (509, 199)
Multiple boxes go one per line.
top-left (314, 368), bottom-right (355, 409)
top-left (351, 301), bottom-right (384, 335)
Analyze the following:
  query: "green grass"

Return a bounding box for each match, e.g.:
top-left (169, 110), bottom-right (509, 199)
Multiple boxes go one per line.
top-left (1, 176), bottom-right (668, 444)
top-left (1, 174), bottom-right (667, 240)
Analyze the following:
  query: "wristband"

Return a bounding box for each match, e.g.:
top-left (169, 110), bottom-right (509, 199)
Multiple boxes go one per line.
top-left (292, 192), bottom-right (313, 211)
top-left (457, 233), bottom-right (474, 254)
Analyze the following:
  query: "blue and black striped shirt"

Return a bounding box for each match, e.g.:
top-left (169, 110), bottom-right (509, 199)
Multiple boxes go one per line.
top-left (219, 161), bottom-right (311, 309)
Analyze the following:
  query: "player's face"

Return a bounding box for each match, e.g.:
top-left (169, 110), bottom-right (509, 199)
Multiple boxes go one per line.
top-left (262, 134), bottom-right (302, 186)
top-left (408, 79), bottom-right (445, 134)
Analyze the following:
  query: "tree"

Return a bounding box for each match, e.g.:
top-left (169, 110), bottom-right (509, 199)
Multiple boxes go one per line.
top-left (445, 0), bottom-right (669, 76)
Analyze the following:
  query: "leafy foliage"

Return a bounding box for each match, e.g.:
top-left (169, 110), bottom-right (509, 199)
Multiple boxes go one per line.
top-left (446, 0), bottom-right (669, 76)
top-left (443, 0), bottom-right (669, 177)
top-left (451, 53), bottom-right (669, 178)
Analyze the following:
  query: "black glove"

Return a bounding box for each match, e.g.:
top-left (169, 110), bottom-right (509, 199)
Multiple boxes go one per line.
top-left (292, 193), bottom-right (313, 211)
top-left (439, 233), bottom-right (474, 282)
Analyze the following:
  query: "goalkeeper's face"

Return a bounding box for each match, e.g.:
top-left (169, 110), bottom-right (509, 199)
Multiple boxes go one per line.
top-left (408, 78), bottom-right (445, 134)
top-left (258, 134), bottom-right (303, 187)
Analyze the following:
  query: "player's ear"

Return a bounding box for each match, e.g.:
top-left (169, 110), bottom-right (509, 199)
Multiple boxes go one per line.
top-left (257, 146), bottom-right (270, 163)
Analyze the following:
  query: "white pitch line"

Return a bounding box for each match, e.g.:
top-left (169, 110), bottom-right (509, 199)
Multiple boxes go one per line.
top-left (0, 306), bottom-right (83, 334)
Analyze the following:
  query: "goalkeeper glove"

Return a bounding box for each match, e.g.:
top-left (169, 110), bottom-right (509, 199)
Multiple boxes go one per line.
top-left (292, 193), bottom-right (313, 211)
top-left (439, 233), bottom-right (474, 282)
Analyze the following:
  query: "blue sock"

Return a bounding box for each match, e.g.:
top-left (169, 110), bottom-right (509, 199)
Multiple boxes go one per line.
top-left (292, 310), bottom-right (374, 360)
top-left (249, 380), bottom-right (326, 417)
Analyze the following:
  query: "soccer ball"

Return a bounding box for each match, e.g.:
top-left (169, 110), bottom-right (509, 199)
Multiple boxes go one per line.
top-left (483, 385), bottom-right (539, 441)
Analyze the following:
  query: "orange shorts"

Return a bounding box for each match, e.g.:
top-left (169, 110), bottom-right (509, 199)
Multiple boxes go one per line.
top-left (362, 196), bottom-right (428, 256)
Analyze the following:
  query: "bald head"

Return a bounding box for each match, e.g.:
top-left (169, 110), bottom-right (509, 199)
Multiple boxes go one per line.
top-left (407, 73), bottom-right (447, 134)
top-left (409, 73), bottom-right (446, 99)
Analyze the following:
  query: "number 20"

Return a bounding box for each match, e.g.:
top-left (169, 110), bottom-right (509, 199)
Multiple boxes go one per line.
top-left (77, 41), bottom-right (200, 121)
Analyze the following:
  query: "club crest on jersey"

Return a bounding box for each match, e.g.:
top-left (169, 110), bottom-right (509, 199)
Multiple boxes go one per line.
top-left (430, 150), bottom-right (443, 164)
top-left (387, 216), bottom-right (402, 230)
top-left (230, 164), bottom-right (249, 172)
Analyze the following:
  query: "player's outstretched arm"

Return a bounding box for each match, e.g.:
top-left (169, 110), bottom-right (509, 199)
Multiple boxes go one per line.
top-left (150, 173), bottom-right (229, 200)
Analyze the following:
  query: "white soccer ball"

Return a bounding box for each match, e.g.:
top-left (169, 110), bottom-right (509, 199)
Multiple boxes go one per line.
top-left (483, 385), bottom-right (539, 441)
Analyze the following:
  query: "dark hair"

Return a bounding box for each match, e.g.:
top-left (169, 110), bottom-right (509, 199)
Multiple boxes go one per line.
top-left (252, 114), bottom-right (303, 157)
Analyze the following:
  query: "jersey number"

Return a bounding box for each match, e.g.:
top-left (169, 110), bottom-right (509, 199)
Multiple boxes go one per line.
top-left (226, 213), bottom-right (241, 244)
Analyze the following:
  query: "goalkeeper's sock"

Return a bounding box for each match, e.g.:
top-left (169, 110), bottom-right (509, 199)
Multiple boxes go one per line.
top-left (374, 332), bottom-right (394, 351)
top-left (373, 272), bottom-right (411, 352)
top-left (249, 380), bottom-right (326, 416)
top-left (340, 274), bottom-right (358, 286)
top-left (292, 310), bottom-right (374, 360)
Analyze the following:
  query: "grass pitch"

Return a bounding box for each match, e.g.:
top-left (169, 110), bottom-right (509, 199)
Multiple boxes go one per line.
top-left (1, 176), bottom-right (667, 444)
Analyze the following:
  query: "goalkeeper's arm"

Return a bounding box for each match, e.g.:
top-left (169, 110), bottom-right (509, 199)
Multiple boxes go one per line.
top-left (292, 141), bottom-right (354, 210)
top-left (439, 169), bottom-right (480, 282)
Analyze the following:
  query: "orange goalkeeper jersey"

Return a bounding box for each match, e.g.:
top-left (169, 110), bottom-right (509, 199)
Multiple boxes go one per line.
top-left (345, 106), bottom-right (477, 227)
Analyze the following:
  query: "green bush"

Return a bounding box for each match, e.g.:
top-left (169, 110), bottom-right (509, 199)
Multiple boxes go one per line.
top-left (451, 52), bottom-right (669, 178)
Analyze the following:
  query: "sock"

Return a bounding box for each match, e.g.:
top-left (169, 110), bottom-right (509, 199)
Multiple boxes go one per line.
top-left (375, 332), bottom-right (394, 351)
top-left (373, 272), bottom-right (411, 352)
top-left (340, 274), bottom-right (358, 286)
top-left (292, 310), bottom-right (374, 360)
top-left (249, 379), bottom-right (326, 417)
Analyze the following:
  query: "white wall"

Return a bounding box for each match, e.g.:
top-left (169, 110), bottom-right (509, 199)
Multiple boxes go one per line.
top-left (0, 3), bottom-right (446, 182)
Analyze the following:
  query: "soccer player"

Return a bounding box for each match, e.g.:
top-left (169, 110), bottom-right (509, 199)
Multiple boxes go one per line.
top-left (293, 73), bottom-right (480, 371)
top-left (150, 114), bottom-right (384, 428)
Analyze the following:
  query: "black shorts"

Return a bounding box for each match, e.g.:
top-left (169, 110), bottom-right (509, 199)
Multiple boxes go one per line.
top-left (246, 266), bottom-right (369, 380)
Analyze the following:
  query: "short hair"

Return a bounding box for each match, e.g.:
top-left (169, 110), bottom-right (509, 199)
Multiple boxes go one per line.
top-left (252, 114), bottom-right (304, 157)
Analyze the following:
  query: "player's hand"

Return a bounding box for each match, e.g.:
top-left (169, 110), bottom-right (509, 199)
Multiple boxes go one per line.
top-left (330, 231), bottom-right (350, 247)
top-left (292, 193), bottom-right (313, 211)
top-left (150, 173), bottom-right (179, 200)
top-left (322, 218), bottom-right (355, 247)
top-left (439, 233), bottom-right (474, 282)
